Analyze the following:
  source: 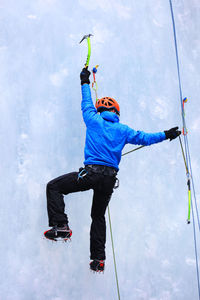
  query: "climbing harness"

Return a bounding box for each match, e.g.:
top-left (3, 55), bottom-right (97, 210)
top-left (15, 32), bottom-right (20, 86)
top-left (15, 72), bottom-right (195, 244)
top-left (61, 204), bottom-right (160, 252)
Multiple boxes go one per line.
top-left (114, 178), bottom-right (120, 189)
top-left (85, 165), bottom-right (120, 189)
top-left (169, 0), bottom-right (200, 298)
top-left (85, 164), bottom-right (117, 177)
top-left (77, 168), bottom-right (88, 180)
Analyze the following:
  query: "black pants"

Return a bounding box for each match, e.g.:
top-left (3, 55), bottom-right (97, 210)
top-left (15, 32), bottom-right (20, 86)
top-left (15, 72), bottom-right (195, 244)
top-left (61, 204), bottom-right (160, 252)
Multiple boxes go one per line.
top-left (46, 165), bottom-right (117, 260)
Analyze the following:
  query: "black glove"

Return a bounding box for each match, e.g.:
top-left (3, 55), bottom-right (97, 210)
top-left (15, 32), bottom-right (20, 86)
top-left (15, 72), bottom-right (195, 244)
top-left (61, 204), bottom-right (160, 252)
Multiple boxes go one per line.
top-left (164, 127), bottom-right (181, 141)
top-left (80, 67), bottom-right (91, 85)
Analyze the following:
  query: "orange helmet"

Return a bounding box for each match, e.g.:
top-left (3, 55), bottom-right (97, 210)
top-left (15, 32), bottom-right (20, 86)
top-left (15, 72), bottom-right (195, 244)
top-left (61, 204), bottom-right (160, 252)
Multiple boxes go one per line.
top-left (95, 97), bottom-right (120, 115)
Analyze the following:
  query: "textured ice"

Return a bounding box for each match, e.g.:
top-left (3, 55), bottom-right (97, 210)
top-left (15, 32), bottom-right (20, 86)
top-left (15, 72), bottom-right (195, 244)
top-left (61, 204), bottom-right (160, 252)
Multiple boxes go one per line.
top-left (0, 0), bottom-right (200, 299)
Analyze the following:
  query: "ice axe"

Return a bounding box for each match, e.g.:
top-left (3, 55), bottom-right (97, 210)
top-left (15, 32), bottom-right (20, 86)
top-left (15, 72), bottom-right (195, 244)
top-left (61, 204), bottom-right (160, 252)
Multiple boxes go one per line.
top-left (79, 34), bottom-right (93, 68)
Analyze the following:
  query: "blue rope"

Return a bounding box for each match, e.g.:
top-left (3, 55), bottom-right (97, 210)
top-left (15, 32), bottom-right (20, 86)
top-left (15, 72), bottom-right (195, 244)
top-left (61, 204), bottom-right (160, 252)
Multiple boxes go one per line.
top-left (168, 0), bottom-right (189, 164)
top-left (169, 0), bottom-right (200, 298)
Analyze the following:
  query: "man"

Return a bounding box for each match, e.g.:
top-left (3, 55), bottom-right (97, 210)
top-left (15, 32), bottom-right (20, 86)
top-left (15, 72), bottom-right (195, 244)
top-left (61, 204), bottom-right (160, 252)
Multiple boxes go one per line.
top-left (44, 68), bottom-right (181, 272)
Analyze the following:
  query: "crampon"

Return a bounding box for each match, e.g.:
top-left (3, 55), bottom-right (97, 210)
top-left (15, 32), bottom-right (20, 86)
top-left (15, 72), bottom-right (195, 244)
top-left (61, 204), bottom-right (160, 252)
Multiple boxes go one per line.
top-left (44, 225), bottom-right (72, 242)
top-left (90, 259), bottom-right (105, 273)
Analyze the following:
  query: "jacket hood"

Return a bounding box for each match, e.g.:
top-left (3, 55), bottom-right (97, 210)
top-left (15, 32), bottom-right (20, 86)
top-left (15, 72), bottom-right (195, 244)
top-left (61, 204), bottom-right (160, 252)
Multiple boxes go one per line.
top-left (100, 111), bottom-right (119, 123)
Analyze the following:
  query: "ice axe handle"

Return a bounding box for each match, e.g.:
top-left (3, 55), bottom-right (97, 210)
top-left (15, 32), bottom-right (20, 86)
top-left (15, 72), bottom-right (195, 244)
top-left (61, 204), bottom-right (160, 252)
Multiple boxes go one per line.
top-left (85, 37), bottom-right (91, 67)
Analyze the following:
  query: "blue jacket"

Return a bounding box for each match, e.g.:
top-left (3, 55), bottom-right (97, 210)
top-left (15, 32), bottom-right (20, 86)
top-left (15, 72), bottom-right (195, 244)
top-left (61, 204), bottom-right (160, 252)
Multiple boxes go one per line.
top-left (81, 84), bottom-right (166, 170)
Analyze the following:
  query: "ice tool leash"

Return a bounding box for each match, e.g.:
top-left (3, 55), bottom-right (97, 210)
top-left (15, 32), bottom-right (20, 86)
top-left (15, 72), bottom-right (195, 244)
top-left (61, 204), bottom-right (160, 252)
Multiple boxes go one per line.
top-left (169, 0), bottom-right (200, 298)
top-left (80, 34), bottom-right (121, 300)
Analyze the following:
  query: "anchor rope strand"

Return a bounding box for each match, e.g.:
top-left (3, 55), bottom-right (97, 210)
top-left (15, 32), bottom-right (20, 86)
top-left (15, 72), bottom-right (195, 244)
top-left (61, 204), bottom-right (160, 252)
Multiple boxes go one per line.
top-left (108, 206), bottom-right (121, 300)
top-left (169, 0), bottom-right (200, 298)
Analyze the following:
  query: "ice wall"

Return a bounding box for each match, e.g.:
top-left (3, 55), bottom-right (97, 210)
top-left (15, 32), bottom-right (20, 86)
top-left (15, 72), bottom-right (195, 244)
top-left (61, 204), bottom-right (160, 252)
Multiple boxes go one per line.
top-left (0, 0), bottom-right (200, 299)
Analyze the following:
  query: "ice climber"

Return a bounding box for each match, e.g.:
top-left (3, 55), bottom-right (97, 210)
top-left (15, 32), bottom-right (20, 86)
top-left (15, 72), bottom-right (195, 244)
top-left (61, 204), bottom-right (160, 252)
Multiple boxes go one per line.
top-left (44, 68), bottom-right (181, 272)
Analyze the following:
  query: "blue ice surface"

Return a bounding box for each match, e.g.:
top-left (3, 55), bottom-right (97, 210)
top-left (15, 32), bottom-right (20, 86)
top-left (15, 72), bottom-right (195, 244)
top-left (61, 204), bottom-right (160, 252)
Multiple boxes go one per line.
top-left (0, 0), bottom-right (200, 299)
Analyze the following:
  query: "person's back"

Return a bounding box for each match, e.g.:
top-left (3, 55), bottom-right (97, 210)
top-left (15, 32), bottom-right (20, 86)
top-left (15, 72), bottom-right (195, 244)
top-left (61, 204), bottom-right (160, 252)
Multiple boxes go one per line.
top-left (81, 82), bottom-right (166, 170)
top-left (82, 86), bottom-right (127, 169)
